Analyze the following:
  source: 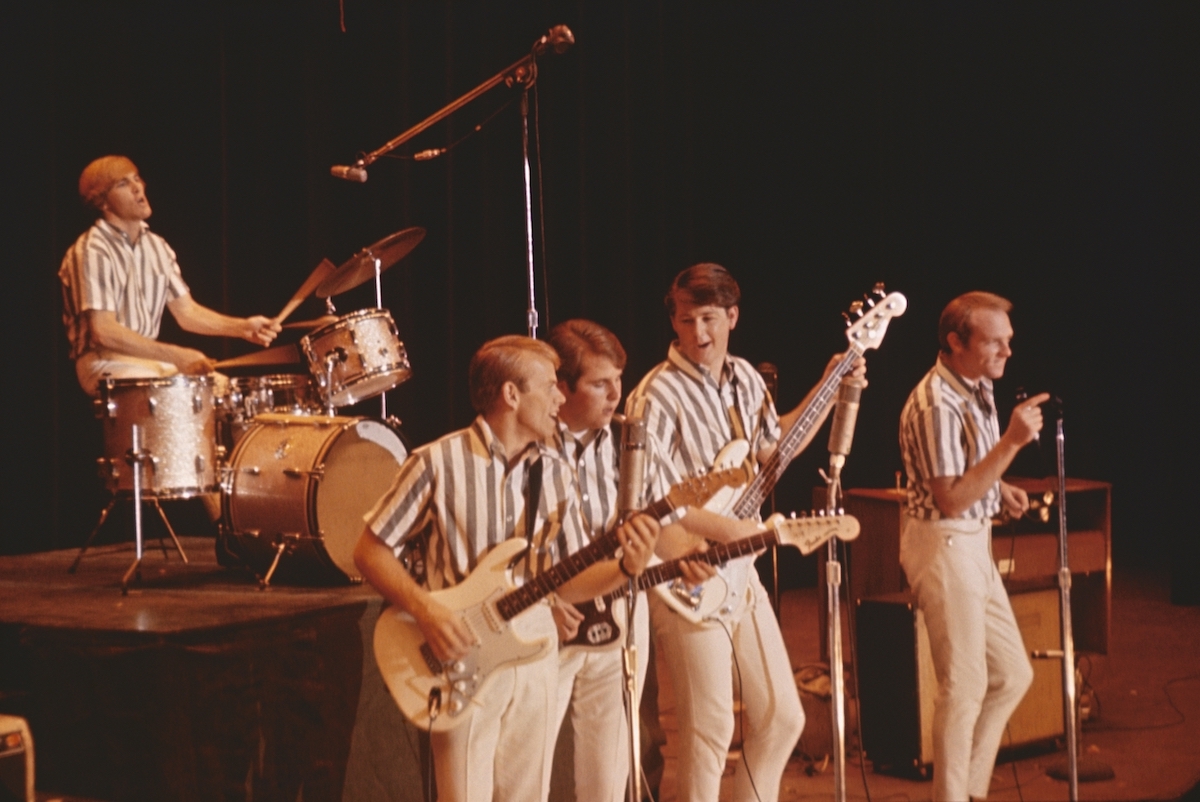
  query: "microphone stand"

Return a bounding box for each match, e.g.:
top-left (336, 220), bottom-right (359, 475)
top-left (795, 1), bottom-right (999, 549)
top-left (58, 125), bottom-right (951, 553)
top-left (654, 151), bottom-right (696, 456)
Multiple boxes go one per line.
top-left (1038, 400), bottom-right (1114, 795)
top-left (330, 25), bottom-right (573, 339)
top-left (824, 466), bottom-right (848, 802)
top-left (615, 411), bottom-right (647, 802)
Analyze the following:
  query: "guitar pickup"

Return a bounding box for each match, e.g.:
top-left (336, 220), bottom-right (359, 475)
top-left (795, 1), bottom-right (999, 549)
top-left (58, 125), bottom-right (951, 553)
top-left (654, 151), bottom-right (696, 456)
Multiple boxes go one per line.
top-left (419, 642), bottom-right (444, 675)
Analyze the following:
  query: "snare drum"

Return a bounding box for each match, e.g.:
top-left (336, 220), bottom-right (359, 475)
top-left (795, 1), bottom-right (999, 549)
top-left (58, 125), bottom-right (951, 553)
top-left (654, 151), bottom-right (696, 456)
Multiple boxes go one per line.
top-left (299, 308), bottom-right (412, 408)
top-left (95, 375), bottom-right (219, 497)
top-left (221, 413), bottom-right (408, 584)
top-left (220, 374), bottom-right (321, 447)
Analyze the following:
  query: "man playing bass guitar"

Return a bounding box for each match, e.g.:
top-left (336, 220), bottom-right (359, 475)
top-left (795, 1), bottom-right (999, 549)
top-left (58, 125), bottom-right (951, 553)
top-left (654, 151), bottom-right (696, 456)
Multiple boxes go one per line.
top-left (626, 264), bottom-right (867, 802)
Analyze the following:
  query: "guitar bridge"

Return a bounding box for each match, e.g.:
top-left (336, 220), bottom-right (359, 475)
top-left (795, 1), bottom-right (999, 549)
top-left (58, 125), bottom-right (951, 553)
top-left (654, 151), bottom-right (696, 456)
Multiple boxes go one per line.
top-left (669, 579), bottom-right (704, 610)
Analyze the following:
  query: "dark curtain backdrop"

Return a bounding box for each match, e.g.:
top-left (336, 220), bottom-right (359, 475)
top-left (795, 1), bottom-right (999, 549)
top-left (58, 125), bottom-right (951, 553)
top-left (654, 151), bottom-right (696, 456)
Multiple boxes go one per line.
top-left (4, 2), bottom-right (1194, 568)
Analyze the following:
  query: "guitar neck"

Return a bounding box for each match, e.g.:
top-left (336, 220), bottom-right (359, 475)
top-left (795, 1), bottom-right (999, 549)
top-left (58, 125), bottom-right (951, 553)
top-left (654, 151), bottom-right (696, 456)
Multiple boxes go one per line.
top-left (493, 484), bottom-right (698, 621)
top-left (608, 528), bottom-right (782, 601)
top-left (730, 346), bottom-right (861, 519)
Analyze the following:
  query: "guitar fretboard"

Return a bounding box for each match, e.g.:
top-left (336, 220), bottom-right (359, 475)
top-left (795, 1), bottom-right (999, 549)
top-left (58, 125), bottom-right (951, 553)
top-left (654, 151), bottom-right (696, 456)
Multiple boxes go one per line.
top-left (730, 345), bottom-right (862, 519)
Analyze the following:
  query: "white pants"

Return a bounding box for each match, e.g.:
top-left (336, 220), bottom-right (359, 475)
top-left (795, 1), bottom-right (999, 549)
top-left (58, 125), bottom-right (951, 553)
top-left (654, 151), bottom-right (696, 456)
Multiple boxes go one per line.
top-left (550, 595), bottom-right (650, 802)
top-left (76, 351), bottom-right (178, 396)
top-left (432, 611), bottom-right (560, 802)
top-left (650, 571), bottom-right (804, 802)
top-left (900, 516), bottom-right (1034, 802)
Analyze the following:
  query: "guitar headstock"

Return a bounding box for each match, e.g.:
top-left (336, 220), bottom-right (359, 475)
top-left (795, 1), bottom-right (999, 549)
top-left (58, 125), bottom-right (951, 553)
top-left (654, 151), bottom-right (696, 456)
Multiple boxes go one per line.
top-left (666, 464), bottom-right (752, 510)
top-left (843, 283), bottom-right (907, 352)
top-left (772, 511), bottom-right (861, 556)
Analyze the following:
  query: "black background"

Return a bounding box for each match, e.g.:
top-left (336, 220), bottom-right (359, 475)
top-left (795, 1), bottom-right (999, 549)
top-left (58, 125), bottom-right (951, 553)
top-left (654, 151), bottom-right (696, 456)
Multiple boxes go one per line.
top-left (4, 2), bottom-right (1194, 572)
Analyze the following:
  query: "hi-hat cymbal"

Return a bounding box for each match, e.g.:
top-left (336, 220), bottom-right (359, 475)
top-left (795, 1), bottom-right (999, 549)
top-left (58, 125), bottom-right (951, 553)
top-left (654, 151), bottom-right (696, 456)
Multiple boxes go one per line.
top-left (214, 343), bottom-right (301, 369)
top-left (316, 227), bottom-right (426, 298)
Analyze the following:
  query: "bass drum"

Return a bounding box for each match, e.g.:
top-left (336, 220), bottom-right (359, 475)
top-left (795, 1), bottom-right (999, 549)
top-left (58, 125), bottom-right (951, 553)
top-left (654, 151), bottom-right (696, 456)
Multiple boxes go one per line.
top-left (222, 413), bottom-right (407, 585)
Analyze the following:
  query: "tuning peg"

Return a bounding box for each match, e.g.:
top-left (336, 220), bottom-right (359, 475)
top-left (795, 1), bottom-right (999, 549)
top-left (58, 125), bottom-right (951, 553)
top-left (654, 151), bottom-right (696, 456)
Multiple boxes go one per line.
top-left (841, 311), bottom-right (853, 327)
top-left (872, 282), bottom-right (886, 296)
top-left (863, 294), bottom-right (876, 308)
top-left (848, 301), bottom-right (864, 318)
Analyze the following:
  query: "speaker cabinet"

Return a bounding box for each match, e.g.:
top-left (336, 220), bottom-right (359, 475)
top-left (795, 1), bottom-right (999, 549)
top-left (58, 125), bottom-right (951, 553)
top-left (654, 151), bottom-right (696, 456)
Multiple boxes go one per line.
top-left (856, 588), bottom-right (1064, 776)
top-left (0, 714), bottom-right (33, 802)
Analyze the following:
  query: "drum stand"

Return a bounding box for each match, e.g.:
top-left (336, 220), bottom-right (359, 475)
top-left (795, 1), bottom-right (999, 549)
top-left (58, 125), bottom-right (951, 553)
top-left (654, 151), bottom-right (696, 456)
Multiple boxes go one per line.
top-left (67, 425), bottom-right (190, 591)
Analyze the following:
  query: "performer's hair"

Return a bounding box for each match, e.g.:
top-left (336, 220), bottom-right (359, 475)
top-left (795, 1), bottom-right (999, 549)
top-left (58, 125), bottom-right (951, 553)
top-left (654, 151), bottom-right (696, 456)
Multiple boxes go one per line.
top-left (938, 291), bottom-right (1013, 353)
top-left (469, 335), bottom-right (560, 414)
top-left (665, 263), bottom-right (741, 317)
top-left (546, 320), bottom-right (627, 391)
top-left (78, 155), bottom-right (139, 211)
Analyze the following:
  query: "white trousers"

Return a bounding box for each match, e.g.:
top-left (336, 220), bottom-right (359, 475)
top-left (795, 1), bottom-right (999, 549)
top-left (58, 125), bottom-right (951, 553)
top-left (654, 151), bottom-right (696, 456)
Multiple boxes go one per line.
top-left (432, 610), bottom-right (560, 802)
top-left (650, 571), bottom-right (804, 802)
top-left (550, 595), bottom-right (650, 802)
top-left (76, 351), bottom-right (177, 396)
top-left (900, 516), bottom-right (1034, 802)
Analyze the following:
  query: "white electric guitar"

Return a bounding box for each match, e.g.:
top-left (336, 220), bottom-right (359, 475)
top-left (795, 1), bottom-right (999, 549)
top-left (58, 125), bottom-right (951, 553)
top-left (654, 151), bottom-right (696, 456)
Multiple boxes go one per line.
top-left (653, 285), bottom-right (907, 623)
top-left (372, 465), bottom-right (750, 732)
top-left (562, 512), bottom-right (860, 652)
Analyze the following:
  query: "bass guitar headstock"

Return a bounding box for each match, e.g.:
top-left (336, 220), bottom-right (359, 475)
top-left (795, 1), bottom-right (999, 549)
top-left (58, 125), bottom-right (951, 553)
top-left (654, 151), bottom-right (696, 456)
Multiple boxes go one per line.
top-left (843, 283), bottom-right (907, 352)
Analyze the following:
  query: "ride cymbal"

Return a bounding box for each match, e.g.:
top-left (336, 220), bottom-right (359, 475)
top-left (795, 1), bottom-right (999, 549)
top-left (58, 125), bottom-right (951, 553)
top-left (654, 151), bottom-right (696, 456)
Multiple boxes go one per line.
top-left (316, 227), bottom-right (425, 298)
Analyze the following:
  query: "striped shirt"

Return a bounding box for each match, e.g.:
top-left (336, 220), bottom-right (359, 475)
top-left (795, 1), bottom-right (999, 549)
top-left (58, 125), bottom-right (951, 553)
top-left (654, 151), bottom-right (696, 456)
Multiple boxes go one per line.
top-left (365, 416), bottom-right (590, 590)
top-left (59, 219), bottom-right (191, 360)
top-left (899, 358), bottom-right (1002, 521)
top-left (627, 343), bottom-right (780, 481)
top-left (549, 419), bottom-right (683, 544)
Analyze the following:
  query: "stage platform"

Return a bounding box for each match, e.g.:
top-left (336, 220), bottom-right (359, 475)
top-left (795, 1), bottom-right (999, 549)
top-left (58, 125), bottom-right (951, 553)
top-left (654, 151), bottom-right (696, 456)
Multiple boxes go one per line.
top-left (0, 537), bottom-right (429, 802)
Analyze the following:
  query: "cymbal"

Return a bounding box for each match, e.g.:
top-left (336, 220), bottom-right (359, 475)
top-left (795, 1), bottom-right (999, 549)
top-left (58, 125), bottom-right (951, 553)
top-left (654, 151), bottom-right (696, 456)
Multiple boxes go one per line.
top-left (281, 315), bottom-right (340, 330)
top-left (214, 343), bottom-right (301, 369)
top-left (316, 226), bottom-right (426, 298)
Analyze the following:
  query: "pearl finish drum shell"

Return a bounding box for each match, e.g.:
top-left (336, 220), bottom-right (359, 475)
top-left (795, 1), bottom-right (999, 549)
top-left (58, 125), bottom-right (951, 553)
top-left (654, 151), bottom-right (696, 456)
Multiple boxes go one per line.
top-left (222, 413), bottom-right (408, 584)
top-left (95, 375), bottom-right (219, 498)
top-left (299, 308), bottom-right (412, 408)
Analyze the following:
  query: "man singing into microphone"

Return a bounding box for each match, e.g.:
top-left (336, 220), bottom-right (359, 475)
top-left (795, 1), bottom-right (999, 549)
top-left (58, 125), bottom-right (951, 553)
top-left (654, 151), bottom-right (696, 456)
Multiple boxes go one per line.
top-left (898, 291), bottom-right (1048, 802)
top-left (59, 155), bottom-right (280, 396)
top-left (626, 263), bottom-right (865, 802)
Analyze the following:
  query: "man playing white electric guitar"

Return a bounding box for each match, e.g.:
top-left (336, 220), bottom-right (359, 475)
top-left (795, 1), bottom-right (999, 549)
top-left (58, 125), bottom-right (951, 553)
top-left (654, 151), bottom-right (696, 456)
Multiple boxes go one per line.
top-left (626, 263), bottom-right (868, 802)
top-left (354, 335), bottom-right (660, 802)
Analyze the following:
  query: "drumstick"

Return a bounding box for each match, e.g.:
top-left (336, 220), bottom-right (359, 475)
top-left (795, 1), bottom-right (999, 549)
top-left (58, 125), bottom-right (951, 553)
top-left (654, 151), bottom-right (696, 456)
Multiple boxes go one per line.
top-left (272, 258), bottom-right (336, 326)
top-left (214, 343), bottom-right (300, 369)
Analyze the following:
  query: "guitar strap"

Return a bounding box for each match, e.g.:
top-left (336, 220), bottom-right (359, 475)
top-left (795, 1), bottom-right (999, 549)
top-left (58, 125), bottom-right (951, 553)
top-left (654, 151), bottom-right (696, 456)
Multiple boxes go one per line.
top-left (725, 373), bottom-right (757, 482)
top-left (520, 455), bottom-right (547, 576)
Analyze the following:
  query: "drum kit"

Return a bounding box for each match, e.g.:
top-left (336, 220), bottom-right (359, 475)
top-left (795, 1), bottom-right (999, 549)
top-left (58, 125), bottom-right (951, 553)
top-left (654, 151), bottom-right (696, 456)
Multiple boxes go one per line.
top-left (77, 228), bottom-right (424, 590)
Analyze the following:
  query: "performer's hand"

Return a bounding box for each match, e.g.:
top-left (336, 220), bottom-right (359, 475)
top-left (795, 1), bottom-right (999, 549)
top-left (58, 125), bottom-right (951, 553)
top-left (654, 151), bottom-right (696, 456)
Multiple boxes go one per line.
top-left (550, 594), bottom-right (584, 642)
top-left (1005, 392), bottom-right (1050, 447)
top-left (1000, 481), bottom-right (1030, 519)
top-left (176, 348), bottom-right (217, 375)
top-left (678, 555), bottom-right (717, 586)
top-left (415, 597), bottom-right (476, 663)
top-left (244, 315), bottom-right (282, 347)
top-left (823, 354), bottom-right (868, 387)
top-left (616, 513), bottom-right (659, 576)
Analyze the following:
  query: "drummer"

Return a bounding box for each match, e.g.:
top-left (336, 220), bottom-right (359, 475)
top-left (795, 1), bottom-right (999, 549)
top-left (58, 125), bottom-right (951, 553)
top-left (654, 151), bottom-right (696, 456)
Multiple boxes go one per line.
top-left (59, 155), bottom-right (281, 396)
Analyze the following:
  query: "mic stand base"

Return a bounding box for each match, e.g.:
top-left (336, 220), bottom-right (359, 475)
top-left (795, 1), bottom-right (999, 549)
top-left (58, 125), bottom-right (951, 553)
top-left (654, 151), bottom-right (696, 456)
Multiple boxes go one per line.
top-left (1047, 756), bottom-right (1115, 784)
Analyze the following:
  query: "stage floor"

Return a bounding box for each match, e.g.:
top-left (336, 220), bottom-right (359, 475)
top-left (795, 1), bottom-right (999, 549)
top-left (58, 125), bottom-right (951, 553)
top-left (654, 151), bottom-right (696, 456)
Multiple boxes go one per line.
top-left (3, 540), bottom-right (1199, 801)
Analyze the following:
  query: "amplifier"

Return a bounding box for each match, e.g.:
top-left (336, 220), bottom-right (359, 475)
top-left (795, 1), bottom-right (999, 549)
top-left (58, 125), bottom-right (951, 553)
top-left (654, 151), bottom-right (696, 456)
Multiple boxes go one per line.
top-left (0, 715), bottom-right (33, 802)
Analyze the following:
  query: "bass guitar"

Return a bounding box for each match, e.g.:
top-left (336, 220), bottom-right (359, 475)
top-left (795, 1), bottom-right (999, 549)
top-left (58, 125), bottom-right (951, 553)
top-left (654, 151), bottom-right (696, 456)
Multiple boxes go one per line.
top-left (562, 512), bottom-right (860, 652)
top-left (373, 465), bottom-right (750, 731)
top-left (652, 285), bottom-right (907, 623)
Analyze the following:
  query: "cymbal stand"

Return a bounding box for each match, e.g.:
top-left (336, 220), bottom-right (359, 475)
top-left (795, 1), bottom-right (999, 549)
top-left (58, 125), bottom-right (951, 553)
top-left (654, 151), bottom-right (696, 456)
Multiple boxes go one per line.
top-left (519, 88), bottom-right (537, 338)
top-left (372, 256), bottom-right (388, 419)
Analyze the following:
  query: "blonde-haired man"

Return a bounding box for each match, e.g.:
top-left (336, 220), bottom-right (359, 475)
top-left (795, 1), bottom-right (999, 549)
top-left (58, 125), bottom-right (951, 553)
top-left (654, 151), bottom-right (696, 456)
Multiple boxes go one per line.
top-left (59, 155), bottom-right (280, 395)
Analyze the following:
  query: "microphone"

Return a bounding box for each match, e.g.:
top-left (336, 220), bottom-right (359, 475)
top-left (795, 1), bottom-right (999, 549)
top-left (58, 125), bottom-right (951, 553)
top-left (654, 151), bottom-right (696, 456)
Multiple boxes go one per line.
top-left (533, 24), bottom-right (575, 56)
top-left (827, 376), bottom-right (866, 481)
top-left (330, 164), bottom-right (368, 182)
top-left (413, 148), bottom-right (447, 161)
top-left (615, 409), bottom-right (647, 519)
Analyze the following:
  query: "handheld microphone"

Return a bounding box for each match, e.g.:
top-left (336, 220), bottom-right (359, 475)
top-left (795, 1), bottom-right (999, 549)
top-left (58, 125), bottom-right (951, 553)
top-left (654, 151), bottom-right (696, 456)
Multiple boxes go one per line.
top-left (330, 164), bottom-right (368, 182)
top-left (615, 408), bottom-right (647, 519)
top-left (827, 377), bottom-right (866, 481)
